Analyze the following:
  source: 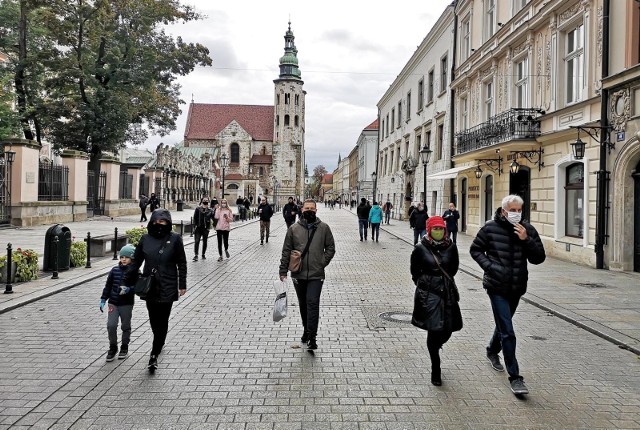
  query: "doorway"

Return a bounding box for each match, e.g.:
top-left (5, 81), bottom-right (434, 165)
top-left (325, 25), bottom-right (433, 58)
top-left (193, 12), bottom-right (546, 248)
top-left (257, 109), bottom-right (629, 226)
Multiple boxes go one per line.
top-left (509, 166), bottom-right (531, 222)
top-left (461, 178), bottom-right (467, 232)
top-left (633, 160), bottom-right (640, 272)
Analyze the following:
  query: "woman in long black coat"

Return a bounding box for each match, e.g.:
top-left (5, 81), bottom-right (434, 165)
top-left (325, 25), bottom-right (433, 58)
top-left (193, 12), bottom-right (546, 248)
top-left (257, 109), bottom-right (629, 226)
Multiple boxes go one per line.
top-left (410, 216), bottom-right (461, 386)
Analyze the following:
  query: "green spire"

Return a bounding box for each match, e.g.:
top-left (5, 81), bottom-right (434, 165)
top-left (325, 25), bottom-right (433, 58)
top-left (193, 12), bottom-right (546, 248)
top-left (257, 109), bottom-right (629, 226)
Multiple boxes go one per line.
top-left (278, 21), bottom-right (302, 80)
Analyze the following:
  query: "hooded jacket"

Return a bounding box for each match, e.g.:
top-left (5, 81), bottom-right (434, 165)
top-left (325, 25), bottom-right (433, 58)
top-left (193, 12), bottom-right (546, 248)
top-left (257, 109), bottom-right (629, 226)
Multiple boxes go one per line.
top-left (124, 209), bottom-right (187, 302)
top-left (283, 201), bottom-right (298, 222)
top-left (470, 208), bottom-right (546, 297)
top-left (409, 208), bottom-right (429, 231)
top-left (356, 202), bottom-right (371, 220)
top-left (368, 204), bottom-right (383, 224)
top-left (279, 217), bottom-right (336, 280)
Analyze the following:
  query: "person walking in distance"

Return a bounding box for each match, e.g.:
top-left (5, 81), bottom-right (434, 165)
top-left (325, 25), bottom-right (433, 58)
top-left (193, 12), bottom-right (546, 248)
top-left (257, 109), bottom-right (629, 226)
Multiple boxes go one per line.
top-left (368, 201), bottom-right (383, 242)
top-left (148, 192), bottom-right (160, 212)
top-left (100, 244), bottom-right (137, 361)
top-left (258, 196), bottom-right (274, 244)
top-left (470, 194), bottom-right (546, 396)
top-left (192, 198), bottom-right (213, 261)
top-left (442, 203), bottom-right (460, 244)
top-left (283, 196), bottom-right (298, 228)
top-left (279, 199), bottom-right (335, 350)
top-left (409, 202), bottom-right (429, 245)
top-left (214, 199), bottom-right (233, 261)
top-left (356, 198), bottom-right (371, 241)
top-left (410, 216), bottom-right (461, 386)
top-left (383, 200), bottom-right (393, 224)
top-left (139, 194), bottom-right (149, 222)
top-left (124, 209), bottom-right (187, 373)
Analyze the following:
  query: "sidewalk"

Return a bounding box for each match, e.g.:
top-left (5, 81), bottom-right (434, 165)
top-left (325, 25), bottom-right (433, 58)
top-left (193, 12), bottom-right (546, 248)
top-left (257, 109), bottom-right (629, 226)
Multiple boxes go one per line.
top-left (0, 208), bottom-right (260, 314)
top-left (346, 206), bottom-right (640, 355)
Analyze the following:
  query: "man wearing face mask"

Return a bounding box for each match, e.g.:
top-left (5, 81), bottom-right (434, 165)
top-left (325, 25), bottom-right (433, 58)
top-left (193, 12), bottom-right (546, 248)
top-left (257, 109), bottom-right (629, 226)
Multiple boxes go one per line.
top-left (279, 199), bottom-right (335, 350)
top-left (258, 197), bottom-right (274, 245)
top-left (470, 194), bottom-right (545, 396)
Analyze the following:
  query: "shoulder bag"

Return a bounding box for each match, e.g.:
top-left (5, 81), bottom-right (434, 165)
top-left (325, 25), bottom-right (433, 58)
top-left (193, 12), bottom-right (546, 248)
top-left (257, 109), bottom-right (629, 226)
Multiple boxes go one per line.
top-left (134, 239), bottom-right (169, 297)
top-left (288, 227), bottom-right (317, 274)
top-left (428, 247), bottom-right (463, 332)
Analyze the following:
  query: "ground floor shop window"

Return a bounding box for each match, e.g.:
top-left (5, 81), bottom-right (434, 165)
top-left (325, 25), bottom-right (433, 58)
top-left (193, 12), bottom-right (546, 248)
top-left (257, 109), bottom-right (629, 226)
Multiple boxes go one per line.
top-left (484, 175), bottom-right (493, 223)
top-left (565, 163), bottom-right (584, 238)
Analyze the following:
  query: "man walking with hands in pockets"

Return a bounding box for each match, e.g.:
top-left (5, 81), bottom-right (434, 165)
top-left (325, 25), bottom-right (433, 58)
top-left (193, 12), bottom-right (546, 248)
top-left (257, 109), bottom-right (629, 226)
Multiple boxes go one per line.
top-left (279, 199), bottom-right (335, 350)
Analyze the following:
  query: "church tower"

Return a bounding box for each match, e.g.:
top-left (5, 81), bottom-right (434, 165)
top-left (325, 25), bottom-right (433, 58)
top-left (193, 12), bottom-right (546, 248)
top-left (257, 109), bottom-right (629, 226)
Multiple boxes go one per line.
top-left (272, 22), bottom-right (305, 204)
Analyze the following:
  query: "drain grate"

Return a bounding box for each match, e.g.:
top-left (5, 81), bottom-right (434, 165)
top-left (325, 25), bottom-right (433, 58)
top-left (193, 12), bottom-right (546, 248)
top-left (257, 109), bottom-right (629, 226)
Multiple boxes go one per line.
top-left (576, 282), bottom-right (608, 288)
top-left (378, 311), bottom-right (413, 324)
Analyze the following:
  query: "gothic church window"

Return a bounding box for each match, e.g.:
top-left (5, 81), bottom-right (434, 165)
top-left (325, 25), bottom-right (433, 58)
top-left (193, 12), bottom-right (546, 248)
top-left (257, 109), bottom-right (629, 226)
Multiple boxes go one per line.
top-left (295, 94), bottom-right (300, 105)
top-left (285, 115), bottom-right (290, 126)
top-left (285, 93), bottom-right (290, 105)
top-left (295, 115), bottom-right (299, 127)
top-left (230, 143), bottom-right (240, 163)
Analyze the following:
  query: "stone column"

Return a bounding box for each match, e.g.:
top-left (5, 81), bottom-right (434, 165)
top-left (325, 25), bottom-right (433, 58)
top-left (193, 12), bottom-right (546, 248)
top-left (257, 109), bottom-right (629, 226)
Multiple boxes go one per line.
top-left (61, 149), bottom-right (89, 222)
top-left (2, 139), bottom-right (41, 226)
top-left (100, 156), bottom-right (122, 217)
top-left (128, 167), bottom-right (141, 199)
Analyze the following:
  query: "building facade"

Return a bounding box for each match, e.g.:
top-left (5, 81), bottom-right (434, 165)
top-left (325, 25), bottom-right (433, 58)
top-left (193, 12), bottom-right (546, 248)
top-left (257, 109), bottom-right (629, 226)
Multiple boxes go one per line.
top-left (357, 119), bottom-right (378, 203)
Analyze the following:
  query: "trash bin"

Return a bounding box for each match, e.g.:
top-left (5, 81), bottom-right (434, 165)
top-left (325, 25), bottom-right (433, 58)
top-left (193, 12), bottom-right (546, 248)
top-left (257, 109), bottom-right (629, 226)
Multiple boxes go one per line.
top-left (43, 224), bottom-right (72, 271)
top-left (177, 200), bottom-right (184, 211)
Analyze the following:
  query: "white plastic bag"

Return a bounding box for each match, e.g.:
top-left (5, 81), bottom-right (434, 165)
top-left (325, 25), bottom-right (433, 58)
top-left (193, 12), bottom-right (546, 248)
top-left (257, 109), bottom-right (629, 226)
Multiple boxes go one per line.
top-left (273, 279), bottom-right (288, 322)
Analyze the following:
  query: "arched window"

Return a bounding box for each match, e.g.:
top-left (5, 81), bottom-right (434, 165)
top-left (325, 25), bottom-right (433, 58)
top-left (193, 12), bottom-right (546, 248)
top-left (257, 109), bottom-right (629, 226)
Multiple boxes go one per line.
top-left (276, 115), bottom-right (279, 126)
top-left (484, 175), bottom-right (493, 222)
top-left (284, 115), bottom-right (290, 126)
top-left (565, 163), bottom-right (584, 238)
top-left (294, 115), bottom-right (299, 127)
top-left (230, 143), bottom-right (240, 163)
top-left (261, 146), bottom-right (267, 155)
top-left (227, 184), bottom-right (239, 190)
top-left (259, 167), bottom-right (264, 177)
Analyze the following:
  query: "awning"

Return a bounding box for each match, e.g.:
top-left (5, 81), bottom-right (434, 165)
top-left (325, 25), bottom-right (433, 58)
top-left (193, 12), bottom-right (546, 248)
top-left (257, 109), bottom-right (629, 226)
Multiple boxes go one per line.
top-left (427, 165), bottom-right (474, 180)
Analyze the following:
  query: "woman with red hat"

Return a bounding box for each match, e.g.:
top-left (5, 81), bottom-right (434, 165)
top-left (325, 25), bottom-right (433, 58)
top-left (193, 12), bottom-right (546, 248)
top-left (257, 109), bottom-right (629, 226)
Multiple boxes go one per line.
top-left (410, 215), bottom-right (462, 386)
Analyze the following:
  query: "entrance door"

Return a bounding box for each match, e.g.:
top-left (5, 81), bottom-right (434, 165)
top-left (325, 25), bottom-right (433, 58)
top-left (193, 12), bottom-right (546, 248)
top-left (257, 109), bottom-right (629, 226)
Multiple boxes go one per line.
top-left (509, 167), bottom-right (531, 222)
top-left (461, 178), bottom-right (467, 232)
top-left (633, 161), bottom-right (640, 272)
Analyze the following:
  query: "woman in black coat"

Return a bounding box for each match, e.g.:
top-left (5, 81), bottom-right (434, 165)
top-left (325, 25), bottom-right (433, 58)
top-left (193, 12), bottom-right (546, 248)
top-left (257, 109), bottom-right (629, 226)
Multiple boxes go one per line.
top-left (124, 208), bottom-right (187, 373)
top-left (410, 216), bottom-right (461, 386)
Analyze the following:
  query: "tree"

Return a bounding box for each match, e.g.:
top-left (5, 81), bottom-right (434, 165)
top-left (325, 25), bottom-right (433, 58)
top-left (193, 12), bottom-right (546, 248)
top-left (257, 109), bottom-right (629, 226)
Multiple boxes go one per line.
top-left (309, 165), bottom-right (327, 198)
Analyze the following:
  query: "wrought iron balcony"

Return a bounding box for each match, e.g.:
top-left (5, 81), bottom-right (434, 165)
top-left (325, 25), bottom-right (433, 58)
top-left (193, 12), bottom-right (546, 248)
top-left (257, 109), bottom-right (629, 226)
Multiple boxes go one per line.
top-left (455, 108), bottom-right (543, 155)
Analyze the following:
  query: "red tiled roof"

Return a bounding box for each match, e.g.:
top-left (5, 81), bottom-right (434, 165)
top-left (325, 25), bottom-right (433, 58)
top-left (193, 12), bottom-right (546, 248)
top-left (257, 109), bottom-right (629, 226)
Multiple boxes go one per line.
top-left (321, 173), bottom-right (333, 184)
top-left (364, 119), bottom-right (379, 131)
top-left (185, 103), bottom-right (274, 141)
top-left (224, 173), bottom-right (243, 180)
top-left (250, 154), bottom-right (273, 164)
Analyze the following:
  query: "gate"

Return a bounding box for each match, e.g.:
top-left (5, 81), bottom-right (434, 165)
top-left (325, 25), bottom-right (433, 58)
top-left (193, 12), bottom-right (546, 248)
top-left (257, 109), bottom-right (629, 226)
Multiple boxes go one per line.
top-left (87, 171), bottom-right (107, 216)
top-left (0, 157), bottom-right (12, 224)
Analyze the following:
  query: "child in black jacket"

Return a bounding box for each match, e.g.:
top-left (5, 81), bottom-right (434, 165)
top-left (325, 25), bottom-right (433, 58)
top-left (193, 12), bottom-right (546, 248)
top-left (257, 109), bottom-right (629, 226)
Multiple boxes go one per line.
top-left (100, 244), bottom-right (136, 361)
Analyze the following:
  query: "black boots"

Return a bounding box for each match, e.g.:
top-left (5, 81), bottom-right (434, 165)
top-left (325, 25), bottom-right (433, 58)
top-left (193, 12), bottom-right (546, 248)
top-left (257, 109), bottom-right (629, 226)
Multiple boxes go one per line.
top-left (431, 367), bottom-right (442, 386)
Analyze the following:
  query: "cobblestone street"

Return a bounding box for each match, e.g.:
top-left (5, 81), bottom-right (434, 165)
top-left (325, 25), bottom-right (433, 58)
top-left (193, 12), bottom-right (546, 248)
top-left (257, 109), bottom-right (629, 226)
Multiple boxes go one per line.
top-left (0, 208), bottom-right (639, 429)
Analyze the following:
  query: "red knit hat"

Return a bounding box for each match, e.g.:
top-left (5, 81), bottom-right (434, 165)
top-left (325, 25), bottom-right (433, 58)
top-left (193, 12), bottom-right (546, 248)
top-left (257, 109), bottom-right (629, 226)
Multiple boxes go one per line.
top-left (426, 216), bottom-right (447, 238)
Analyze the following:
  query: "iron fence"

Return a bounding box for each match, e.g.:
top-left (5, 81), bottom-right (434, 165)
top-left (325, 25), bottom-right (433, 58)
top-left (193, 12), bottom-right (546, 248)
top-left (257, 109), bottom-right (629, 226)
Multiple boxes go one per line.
top-left (119, 171), bottom-right (133, 199)
top-left (38, 161), bottom-right (69, 201)
top-left (455, 108), bottom-right (543, 155)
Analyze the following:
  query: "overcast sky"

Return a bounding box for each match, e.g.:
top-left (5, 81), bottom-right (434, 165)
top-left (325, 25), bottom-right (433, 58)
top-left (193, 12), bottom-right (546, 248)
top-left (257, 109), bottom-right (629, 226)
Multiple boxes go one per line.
top-left (142, 0), bottom-right (453, 172)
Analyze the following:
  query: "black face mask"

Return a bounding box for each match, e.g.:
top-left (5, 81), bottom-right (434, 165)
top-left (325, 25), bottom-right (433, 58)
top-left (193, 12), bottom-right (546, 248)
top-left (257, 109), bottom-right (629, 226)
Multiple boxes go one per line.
top-left (150, 223), bottom-right (171, 238)
top-left (302, 211), bottom-right (316, 223)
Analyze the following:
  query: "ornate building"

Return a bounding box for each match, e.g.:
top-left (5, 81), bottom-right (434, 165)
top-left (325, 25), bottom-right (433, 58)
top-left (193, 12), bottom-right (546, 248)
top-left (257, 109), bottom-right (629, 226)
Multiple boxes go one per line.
top-left (180, 23), bottom-right (306, 206)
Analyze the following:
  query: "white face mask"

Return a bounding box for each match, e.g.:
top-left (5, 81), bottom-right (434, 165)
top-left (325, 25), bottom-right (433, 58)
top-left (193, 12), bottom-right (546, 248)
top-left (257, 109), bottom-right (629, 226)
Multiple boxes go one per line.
top-left (505, 211), bottom-right (522, 225)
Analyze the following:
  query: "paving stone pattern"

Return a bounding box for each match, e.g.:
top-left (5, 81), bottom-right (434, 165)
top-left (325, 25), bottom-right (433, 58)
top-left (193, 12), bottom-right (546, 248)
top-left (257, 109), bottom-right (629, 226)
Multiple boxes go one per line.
top-left (0, 209), bottom-right (639, 429)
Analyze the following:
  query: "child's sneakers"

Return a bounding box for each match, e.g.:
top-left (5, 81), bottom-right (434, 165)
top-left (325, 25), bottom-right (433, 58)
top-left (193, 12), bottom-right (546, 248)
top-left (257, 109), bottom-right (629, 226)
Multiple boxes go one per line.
top-left (106, 345), bottom-right (118, 362)
top-left (118, 345), bottom-right (128, 360)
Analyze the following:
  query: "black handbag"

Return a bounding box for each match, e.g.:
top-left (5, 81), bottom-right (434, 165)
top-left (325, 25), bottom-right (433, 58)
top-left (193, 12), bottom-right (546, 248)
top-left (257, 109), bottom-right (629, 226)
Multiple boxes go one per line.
top-left (134, 268), bottom-right (156, 297)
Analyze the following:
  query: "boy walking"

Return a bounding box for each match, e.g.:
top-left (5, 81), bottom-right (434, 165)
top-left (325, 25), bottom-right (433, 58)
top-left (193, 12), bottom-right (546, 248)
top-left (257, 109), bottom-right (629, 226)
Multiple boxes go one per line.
top-left (100, 244), bottom-right (136, 361)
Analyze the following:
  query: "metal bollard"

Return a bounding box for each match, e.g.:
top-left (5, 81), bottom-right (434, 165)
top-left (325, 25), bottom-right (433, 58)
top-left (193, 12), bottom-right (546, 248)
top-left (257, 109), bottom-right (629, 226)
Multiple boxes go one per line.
top-left (190, 217), bottom-right (193, 237)
top-left (85, 232), bottom-right (92, 268)
top-left (4, 243), bottom-right (13, 294)
top-left (113, 228), bottom-right (118, 260)
top-left (180, 220), bottom-right (184, 237)
top-left (51, 236), bottom-right (59, 279)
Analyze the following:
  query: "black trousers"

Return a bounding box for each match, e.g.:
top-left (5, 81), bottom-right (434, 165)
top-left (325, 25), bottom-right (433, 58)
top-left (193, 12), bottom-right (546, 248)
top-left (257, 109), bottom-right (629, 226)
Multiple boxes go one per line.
top-left (146, 301), bottom-right (173, 356)
top-left (217, 230), bottom-right (229, 255)
top-left (293, 279), bottom-right (324, 339)
top-left (427, 330), bottom-right (452, 370)
top-left (140, 207), bottom-right (147, 221)
top-left (194, 227), bottom-right (210, 256)
top-left (285, 218), bottom-right (295, 228)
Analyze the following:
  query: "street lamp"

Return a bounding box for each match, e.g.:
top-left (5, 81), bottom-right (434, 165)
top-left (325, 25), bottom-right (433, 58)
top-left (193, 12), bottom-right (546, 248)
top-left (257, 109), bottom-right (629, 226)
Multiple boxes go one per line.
top-left (371, 171), bottom-right (377, 202)
top-left (220, 153), bottom-right (229, 200)
top-left (419, 146), bottom-right (432, 210)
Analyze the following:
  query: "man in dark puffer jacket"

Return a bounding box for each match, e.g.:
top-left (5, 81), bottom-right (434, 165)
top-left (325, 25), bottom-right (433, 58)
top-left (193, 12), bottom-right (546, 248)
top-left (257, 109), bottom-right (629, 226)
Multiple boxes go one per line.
top-left (470, 194), bottom-right (545, 396)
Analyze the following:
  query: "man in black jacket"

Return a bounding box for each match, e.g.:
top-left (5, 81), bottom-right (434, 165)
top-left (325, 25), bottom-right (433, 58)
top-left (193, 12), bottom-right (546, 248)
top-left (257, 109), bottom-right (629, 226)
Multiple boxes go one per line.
top-left (192, 198), bottom-right (213, 261)
top-left (470, 194), bottom-right (546, 396)
top-left (356, 198), bottom-right (371, 241)
top-left (282, 196), bottom-right (298, 228)
top-left (409, 203), bottom-right (429, 245)
top-left (258, 196), bottom-right (274, 244)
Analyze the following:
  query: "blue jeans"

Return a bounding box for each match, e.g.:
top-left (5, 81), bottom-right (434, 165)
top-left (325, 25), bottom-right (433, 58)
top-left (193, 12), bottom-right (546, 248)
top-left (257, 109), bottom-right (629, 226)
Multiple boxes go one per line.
top-left (384, 212), bottom-right (391, 224)
top-left (487, 293), bottom-right (521, 379)
top-left (413, 228), bottom-right (426, 245)
top-left (358, 219), bottom-right (368, 240)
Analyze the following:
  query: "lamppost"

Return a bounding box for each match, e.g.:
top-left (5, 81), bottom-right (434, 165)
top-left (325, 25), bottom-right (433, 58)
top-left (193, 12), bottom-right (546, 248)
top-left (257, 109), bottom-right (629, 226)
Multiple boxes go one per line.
top-left (419, 146), bottom-right (432, 212)
top-left (371, 171), bottom-right (377, 203)
top-left (220, 153), bottom-right (229, 200)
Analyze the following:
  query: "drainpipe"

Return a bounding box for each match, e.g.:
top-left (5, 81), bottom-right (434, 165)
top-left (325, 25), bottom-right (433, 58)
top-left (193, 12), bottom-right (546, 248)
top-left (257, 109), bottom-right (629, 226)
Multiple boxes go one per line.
top-left (595, 0), bottom-right (610, 269)
top-left (449, 2), bottom-right (458, 205)
top-left (374, 107), bottom-right (381, 203)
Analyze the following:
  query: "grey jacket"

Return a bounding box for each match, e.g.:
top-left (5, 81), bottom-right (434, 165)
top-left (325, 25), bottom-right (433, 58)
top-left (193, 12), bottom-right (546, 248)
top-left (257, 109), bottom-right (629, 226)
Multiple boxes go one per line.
top-left (279, 217), bottom-right (336, 280)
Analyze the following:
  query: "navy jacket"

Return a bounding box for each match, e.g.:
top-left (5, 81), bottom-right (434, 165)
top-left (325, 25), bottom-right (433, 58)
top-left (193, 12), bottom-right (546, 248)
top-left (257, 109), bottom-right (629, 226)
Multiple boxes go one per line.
top-left (101, 264), bottom-right (135, 306)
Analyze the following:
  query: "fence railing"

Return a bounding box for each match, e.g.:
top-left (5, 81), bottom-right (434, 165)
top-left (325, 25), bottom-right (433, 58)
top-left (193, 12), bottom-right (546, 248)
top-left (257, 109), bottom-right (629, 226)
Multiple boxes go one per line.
top-left (119, 171), bottom-right (133, 199)
top-left (38, 161), bottom-right (69, 201)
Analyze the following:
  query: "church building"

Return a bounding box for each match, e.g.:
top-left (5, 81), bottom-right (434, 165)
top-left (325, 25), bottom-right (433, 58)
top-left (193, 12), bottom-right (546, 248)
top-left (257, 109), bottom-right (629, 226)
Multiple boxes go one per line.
top-left (181, 23), bottom-right (306, 206)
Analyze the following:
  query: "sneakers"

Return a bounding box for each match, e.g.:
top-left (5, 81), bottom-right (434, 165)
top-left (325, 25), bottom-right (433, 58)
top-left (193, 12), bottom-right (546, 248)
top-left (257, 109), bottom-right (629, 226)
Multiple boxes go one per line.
top-left (225, 250), bottom-right (230, 258)
top-left (118, 345), bottom-right (128, 360)
top-left (260, 241), bottom-right (264, 245)
top-left (148, 355), bottom-right (158, 372)
top-left (307, 339), bottom-right (318, 350)
top-left (106, 345), bottom-right (118, 362)
top-left (510, 378), bottom-right (529, 395)
top-left (487, 353), bottom-right (505, 372)
top-left (193, 255), bottom-right (198, 261)
top-left (217, 256), bottom-right (223, 262)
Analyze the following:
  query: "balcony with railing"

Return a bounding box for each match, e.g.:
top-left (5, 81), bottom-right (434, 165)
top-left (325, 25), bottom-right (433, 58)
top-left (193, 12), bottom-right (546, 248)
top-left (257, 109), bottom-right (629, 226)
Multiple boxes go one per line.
top-left (455, 108), bottom-right (544, 155)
